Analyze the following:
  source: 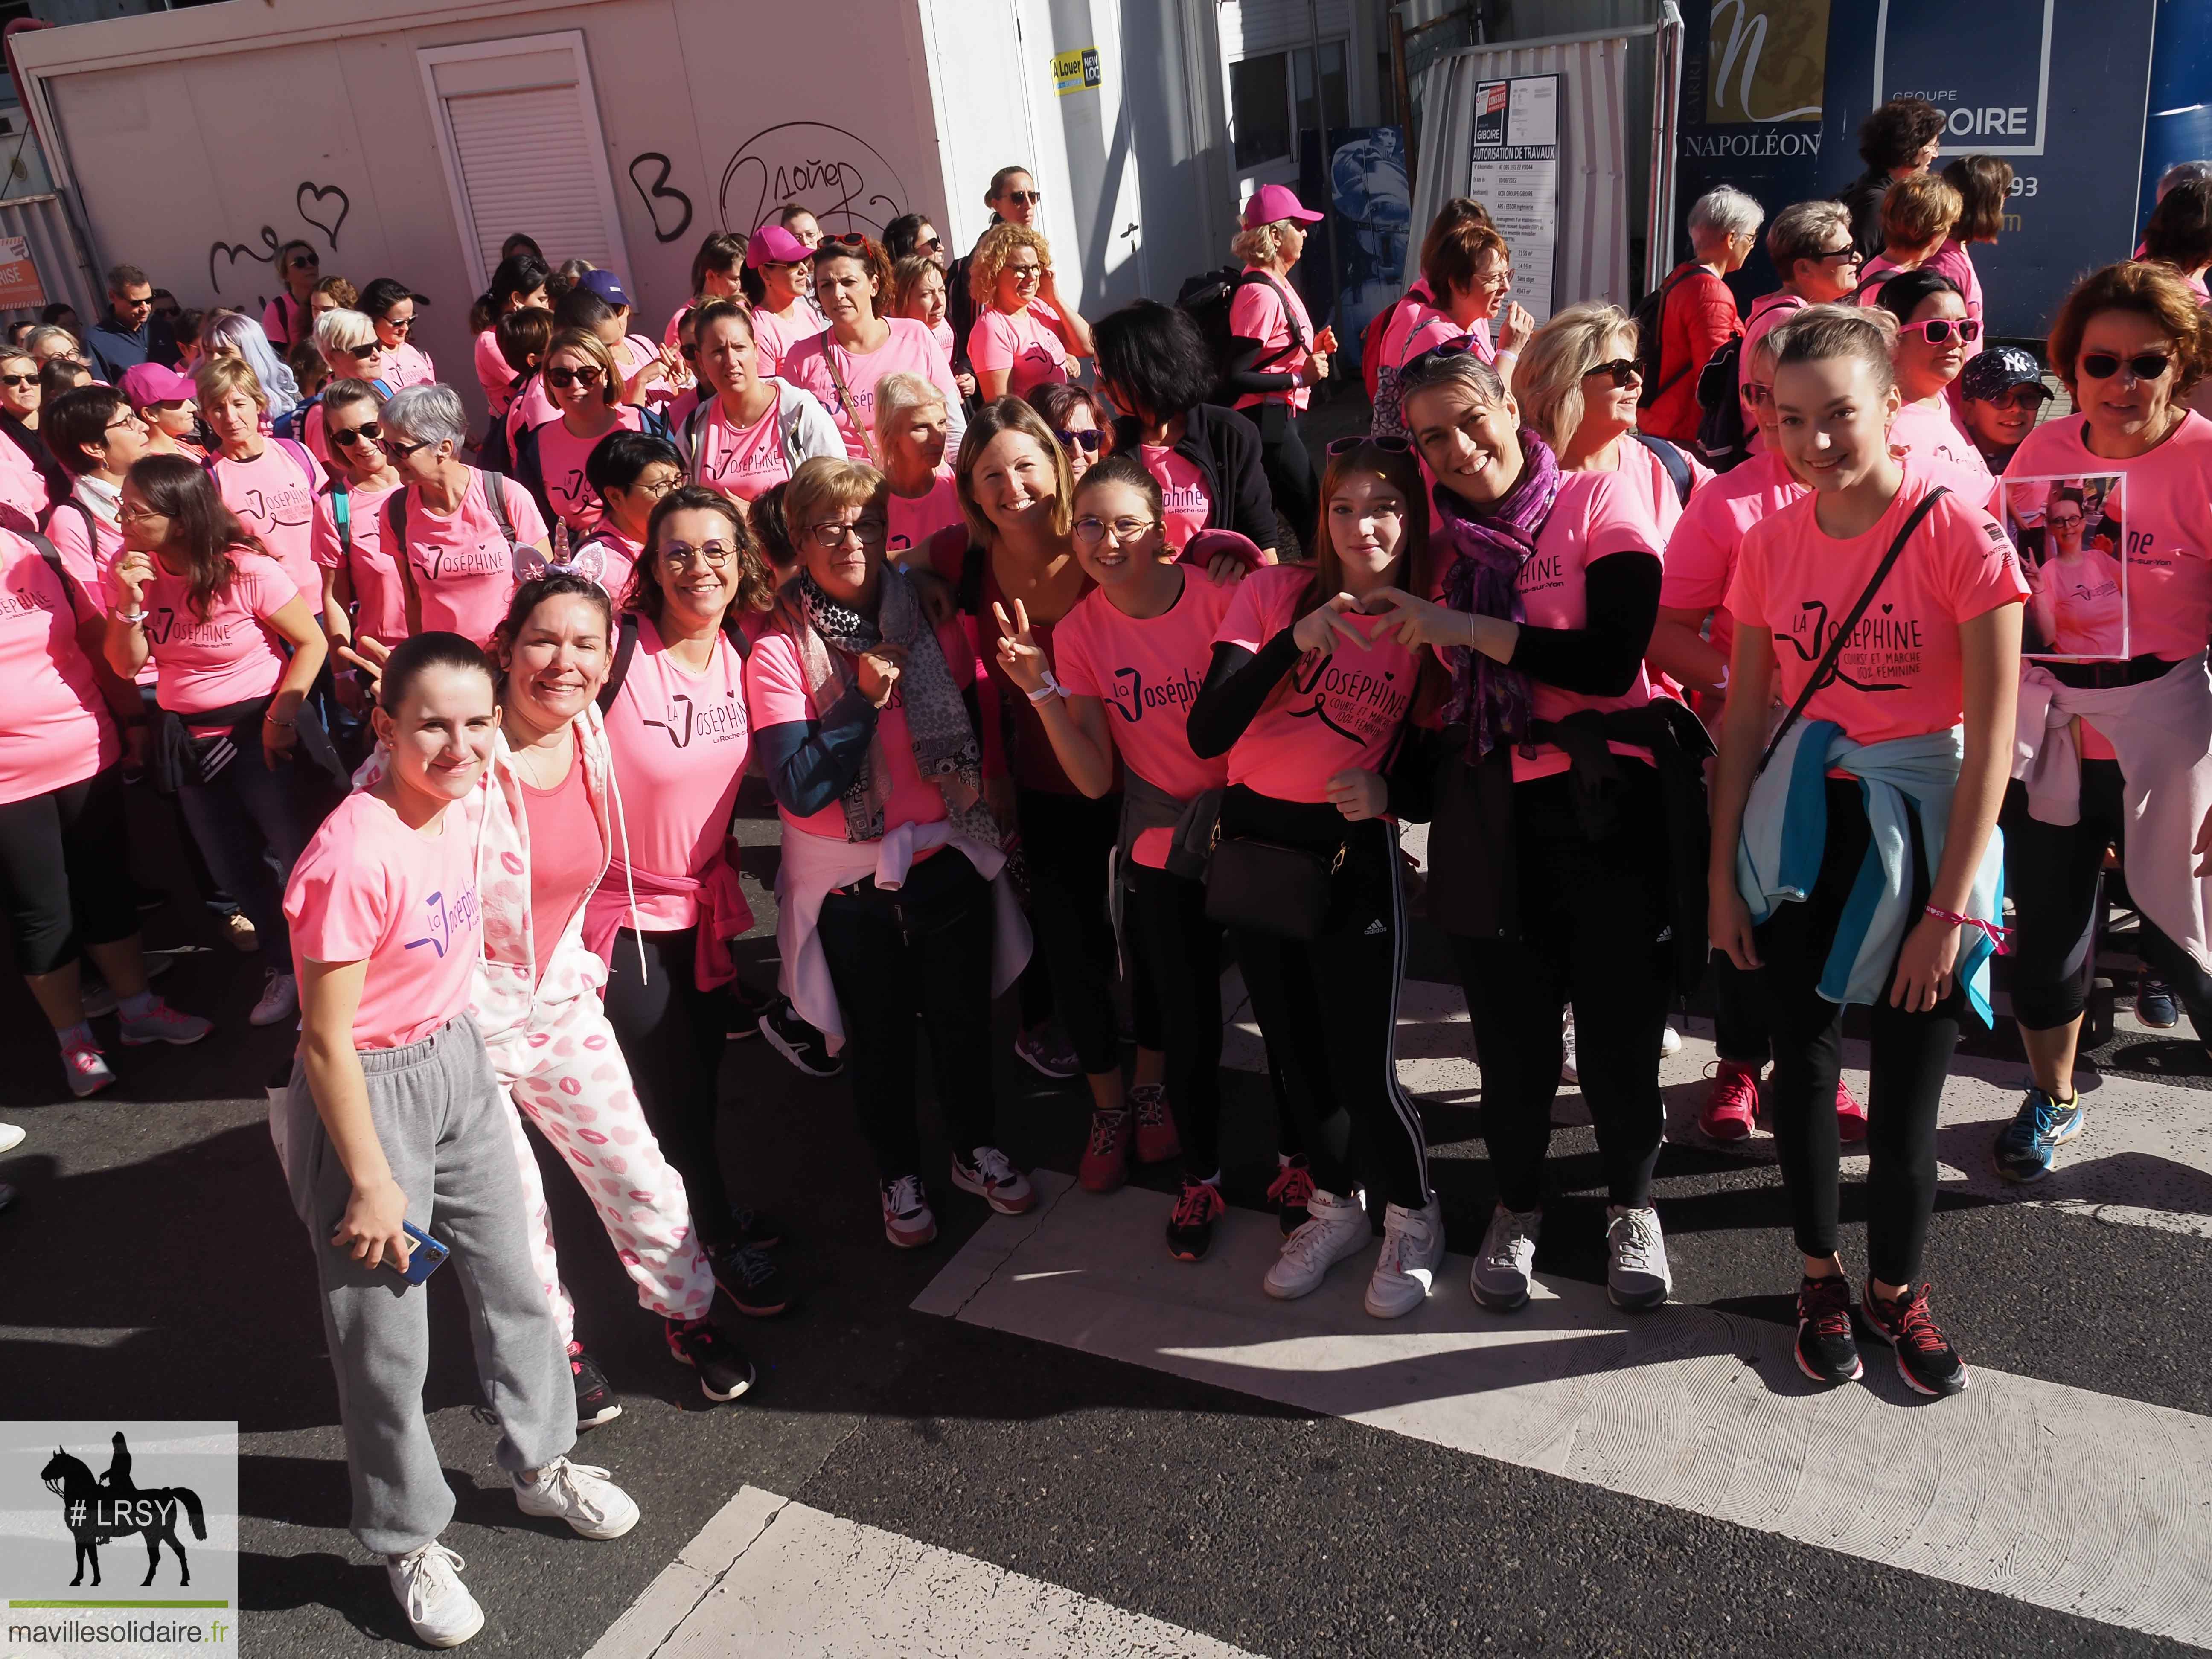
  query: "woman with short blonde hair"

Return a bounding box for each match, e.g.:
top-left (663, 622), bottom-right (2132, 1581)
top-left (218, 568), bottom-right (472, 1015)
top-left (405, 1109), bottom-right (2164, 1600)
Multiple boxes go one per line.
top-left (874, 370), bottom-right (961, 562)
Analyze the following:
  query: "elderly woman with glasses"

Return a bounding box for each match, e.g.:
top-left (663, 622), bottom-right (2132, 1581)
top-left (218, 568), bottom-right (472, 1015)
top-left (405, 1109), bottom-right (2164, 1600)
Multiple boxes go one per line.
top-left (746, 455), bottom-right (1031, 1250)
top-left (966, 223), bottom-right (1094, 402)
top-left (377, 383), bottom-right (550, 646)
top-left (1739, 201), bottom-right (1864, 448)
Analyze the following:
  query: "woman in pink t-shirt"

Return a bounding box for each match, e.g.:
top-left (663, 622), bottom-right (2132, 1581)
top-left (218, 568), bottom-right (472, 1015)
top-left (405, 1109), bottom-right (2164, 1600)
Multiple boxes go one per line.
top-left (1929, 158), bottom-right (2010, 378)
top-left (1709, 307), bottom-right (2024, 1398)
top-left (1371, 212), bottom-right (1530, 434)
top-left (738, 223), bottom-right (820, 378)
top-left (993, 455), bottom-right (1243, 1259)
top-left (0, 527), bottom-right (210, 1098)
top-left (672, 300), bottom-right (842, 506)
top-left (747, 457), bottom-right (1030, 1249)
top-left (876, 371), bottom-right (962, 566)
top-left (1870, 270), bottom-right (1988, 488)
top-left (780, 236), bottom-right (966, 462)
top-left (262, 240), bottom-right (321, 352)
top-left (198, 354), bottom-right (326, 609)
top-left (278, 631), bottom-right (637, 1643)
top-left (311, 378), bottom-right (407, 694)
top-left (1388, 349), bottom-right (1687, 1322)
top-left (890, 253), bottom-right (976, 405)
top-left (1027, 381), bottom-right (1112, 489)
top-left (1223, 186), bottom-right (1341, 549)
top-left (105, 454), bottom-right (333, 1029)
top-left (378, 384), bottom-right (550, 646)
top-left (358, 279), bottom-right (434, 390)
top-left (512, 329), bottom-right (645, 537)
top-left (964, 223), bottom-right (1094, 402)
top-left (1185, 439), bottom-right (1440, 1311)
top-left (1998, 261), bottom-right (2212, 1164)
top-left (470, 253), bottom-right (551, 421)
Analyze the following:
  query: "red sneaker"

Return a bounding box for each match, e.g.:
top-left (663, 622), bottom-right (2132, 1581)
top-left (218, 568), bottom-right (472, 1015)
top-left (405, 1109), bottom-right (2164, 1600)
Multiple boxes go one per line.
top-left (1129, 1083), bottom-right (1180, 1163)
top-left (1698, 1061), bottom-right (1760, 1141)
top-left (1836, 1079), bottom-right (1869, 1144)
top-left (1077, 1108), bottom-right (1130, 1193)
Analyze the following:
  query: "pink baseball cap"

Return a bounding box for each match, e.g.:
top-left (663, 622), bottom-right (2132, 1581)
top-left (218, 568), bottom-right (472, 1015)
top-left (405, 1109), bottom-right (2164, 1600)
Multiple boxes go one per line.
top-left (1242, 184), bottom-right (1324, 229)
top-left (121, 363), bottom-right (196, 407)
top-left (745, 224), bottom-right (811, 268)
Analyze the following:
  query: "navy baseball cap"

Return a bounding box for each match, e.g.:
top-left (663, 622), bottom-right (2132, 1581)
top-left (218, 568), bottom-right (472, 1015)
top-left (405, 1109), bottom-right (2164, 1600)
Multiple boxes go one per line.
top-left (580, 268), bottom-right (632, 308)
top-left (1960, 345), bottom-right (2051, 404)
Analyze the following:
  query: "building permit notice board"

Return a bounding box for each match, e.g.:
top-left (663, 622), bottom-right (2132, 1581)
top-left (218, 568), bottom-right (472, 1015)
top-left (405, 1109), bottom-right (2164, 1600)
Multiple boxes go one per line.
top-left (1468, 73), bottom-right (1560, 325)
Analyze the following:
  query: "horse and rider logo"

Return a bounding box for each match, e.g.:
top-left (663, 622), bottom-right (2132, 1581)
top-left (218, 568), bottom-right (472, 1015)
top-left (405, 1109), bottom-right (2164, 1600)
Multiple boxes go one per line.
top-left (38, 1431), bottom-right (208, 1587)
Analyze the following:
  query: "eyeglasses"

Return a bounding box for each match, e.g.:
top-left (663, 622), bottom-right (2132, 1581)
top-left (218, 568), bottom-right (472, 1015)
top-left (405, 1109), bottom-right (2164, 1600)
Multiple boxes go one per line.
top-left (1326, 434), bottom-right (1415, 455)
top-left (1585, 358), bottom-right (1642, 386)
top-left (661, 541), bottom-right (738, 570)
top-left (1054, 427), bottom-right (1102, 454)
top-left (1004, 189), bottom-right (1043, 207)
top-left (1904, 318), bottom-right (1982, 346)
top-left (633, 473), bottom-right (682, 499)
top-left (2080, 350), bottom-right (2172, 381)
top-left (546, 366), bottom-right (604, 390)
top-left (330, 421), bottom-right (383, 450)
top-left (1073, 514), bottom-right (1158, 545)
top-left (1007, 264), bottom-right (1043, 282)
top-left (117, 503), bottom-right (165, 524)
top-left (383, 437), bottom-right (431, 461)
top-left (809, 517), bottom-right (888, 544)
top-left (103, 415), bottom-right (146, 436)
top-left (2047, 511), bottom-right (2085, 527)
top-left (1744, 381), bottom-right (1775, 407)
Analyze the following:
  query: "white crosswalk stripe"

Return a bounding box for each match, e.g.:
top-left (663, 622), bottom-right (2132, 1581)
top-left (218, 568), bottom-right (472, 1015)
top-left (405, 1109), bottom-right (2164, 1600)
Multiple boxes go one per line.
top-left (916, 1173), bottom-right (2212, 1648)
top-left (586, 1483), bottom-right (1266, 1659)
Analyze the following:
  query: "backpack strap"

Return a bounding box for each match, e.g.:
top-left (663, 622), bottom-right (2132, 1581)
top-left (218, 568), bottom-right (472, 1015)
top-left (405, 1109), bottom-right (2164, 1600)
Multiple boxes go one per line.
top-left (481, 469), bottom-right (518, 551)
top-left (329, 482), bottom-right (353, 561)
top-left (1236, 270), bottom-right (1306, 372)
top-left (27, 528), bottom-right (78, 620)
top-left (1630, 431), bottom-right (1694, 508)
top-left (955, 542), bottom-right (987, 617)
top-left (596, 610), bottom-right (642, 713)
top-left (273, 435), bottom-right (317, 482)
top-left (1641, 267), bottom-right (1703, 401)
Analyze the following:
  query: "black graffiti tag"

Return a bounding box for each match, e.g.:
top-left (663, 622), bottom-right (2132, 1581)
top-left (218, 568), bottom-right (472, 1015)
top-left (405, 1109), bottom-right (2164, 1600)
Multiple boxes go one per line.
top-left (627, 152), bottom-right (695, 244)
top-left (716, 122), bottom-right (910, 238)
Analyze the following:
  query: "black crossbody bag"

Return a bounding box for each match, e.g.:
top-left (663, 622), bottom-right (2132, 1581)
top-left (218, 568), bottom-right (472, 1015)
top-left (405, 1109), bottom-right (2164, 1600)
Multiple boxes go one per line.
top-left (1203, 817), bottom-right (1346, 940)
top-left (1755, 487), bottom-right (1948, 777)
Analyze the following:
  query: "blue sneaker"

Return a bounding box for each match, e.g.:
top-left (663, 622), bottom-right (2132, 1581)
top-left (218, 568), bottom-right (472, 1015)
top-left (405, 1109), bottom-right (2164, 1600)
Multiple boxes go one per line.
top-left (1992, 1088), bottom-right (2084, 1184)
top-left (2137, 973), bottom-right (2181, 1030)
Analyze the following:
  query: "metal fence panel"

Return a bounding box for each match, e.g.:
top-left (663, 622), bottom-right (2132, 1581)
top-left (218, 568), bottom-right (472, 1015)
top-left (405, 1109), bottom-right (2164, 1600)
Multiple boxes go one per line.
top-left (0, 191), bottom-right (99, 330)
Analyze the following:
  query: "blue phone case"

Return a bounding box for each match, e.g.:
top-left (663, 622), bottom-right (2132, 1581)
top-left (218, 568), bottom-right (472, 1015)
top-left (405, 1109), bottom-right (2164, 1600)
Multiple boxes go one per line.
top-left (396, 1222), bottom-right (449, 1285)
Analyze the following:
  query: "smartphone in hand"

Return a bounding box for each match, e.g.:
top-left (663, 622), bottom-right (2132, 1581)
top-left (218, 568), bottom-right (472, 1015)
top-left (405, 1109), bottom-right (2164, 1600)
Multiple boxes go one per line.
top-left (389, 1221), bottom-right (450, 1285)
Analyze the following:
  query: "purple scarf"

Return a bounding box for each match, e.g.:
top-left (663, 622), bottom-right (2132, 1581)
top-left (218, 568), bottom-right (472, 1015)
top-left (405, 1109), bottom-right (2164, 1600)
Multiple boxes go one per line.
top-left (1433, 427), bottom-right (1561, 760)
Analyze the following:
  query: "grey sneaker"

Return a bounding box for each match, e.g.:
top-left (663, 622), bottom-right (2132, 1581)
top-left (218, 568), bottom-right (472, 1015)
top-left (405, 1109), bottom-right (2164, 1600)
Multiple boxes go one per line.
top-left (1606, 1204), bottom-right (1672, 1311)
top-left (1363, 1197), bottom-right (1445, 1318)
top-left (1470, 1204), bottom-right (1540, 1311)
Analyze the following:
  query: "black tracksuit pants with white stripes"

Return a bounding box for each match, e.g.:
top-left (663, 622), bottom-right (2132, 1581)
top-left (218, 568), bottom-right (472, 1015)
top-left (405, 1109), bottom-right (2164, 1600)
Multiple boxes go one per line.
top-left (1449, 767), bottom-right (1672, 1215)
top-left (1220, 787), bottom-right (1428, 1213)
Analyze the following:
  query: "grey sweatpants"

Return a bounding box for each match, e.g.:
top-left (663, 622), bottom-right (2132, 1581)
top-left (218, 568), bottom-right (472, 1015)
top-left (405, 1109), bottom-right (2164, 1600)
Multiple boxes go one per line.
top-left (281, 1014), bottom-right (576, 1557)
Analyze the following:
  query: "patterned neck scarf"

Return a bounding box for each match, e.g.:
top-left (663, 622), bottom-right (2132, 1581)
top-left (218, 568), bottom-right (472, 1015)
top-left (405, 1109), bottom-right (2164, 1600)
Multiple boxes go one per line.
top-left (1432, 426), bottom-right (1562, 760)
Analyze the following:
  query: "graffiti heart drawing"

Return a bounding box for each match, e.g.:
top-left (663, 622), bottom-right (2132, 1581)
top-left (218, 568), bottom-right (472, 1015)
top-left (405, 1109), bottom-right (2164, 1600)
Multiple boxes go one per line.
top-left (296, 182), bottom-right (351, 250)
top-left (207, 225), bottom-right (282, 295)
top-left (627, 152), bottom-right (695, 244)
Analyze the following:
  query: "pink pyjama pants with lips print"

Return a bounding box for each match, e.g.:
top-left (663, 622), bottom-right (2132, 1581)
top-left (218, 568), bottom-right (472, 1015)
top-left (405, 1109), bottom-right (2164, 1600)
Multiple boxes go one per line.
top-left (486, 987), bottom-right (716, 1348)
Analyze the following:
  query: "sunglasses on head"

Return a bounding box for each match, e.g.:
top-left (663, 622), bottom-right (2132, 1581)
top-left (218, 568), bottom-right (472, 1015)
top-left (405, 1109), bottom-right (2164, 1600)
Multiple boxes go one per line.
top-left (2080, 349), bottom-right (2172, 381)
top-left (1906, 317), bottom-right (1981, 346)
top-left (819, 232), bottom-right (867, 249)
top-left (1326, 434), bottom-right (1415, 456)
top-left (330, 420), bottom-right (383, 450)
top-left (1054, 427), bottom-right (1102, 453)
top-left (546, 365), bottom-right (604, 390)
top-left (1585, 358), bottom-right (1642, 387)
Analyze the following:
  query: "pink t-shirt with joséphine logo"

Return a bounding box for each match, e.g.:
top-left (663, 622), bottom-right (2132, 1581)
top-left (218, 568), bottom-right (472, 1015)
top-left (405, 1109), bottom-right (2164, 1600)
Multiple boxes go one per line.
top-left (0, 533), bottom-right (116, 804)
top-left (141, 547), bottom-right (295, 716)
top-left (380, 470), bottom-right (545, 646)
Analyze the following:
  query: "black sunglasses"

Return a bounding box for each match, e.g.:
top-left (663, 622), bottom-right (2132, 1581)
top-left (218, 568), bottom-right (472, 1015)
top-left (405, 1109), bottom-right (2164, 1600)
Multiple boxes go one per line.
top-left (1585, 358), bottom-right (1642, 387)
top-left (330, 421), bottom-right (383, 449)
top-left (1004, 189), bottom-right (1043, 207)
top-left (288, 254), bottom-right (319, 271)
top-left (819, 232), bottom-right (868, 249)
top-left (546, 366), bottom-right (604, 389)
top-left (1326, 434), bottom-right (1415, 455)
top-left (0, 373), bottom-right (34, 389)
top-left (1054, 427), bottom-right (1102, 454)
top-left (2080, 350), bottom-right (2172, 381)
top-left (383, 437), bottom-right (431, 461)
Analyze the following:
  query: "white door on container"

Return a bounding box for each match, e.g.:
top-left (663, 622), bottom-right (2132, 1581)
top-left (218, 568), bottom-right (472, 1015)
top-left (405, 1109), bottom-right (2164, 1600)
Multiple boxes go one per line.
top-left (1015, 0), bottom-right (1148, 311)
top-left (418, 32), bottom-right (630, 294)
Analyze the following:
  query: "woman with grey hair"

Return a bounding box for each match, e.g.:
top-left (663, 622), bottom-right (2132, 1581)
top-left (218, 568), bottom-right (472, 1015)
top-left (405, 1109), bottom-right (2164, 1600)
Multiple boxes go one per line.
top-left (203, 308), bottom-right (302, 421)
top-left (377, 384), bottom-right (550, 646)
top-left (1642, 186), bottom-right (1763, 444)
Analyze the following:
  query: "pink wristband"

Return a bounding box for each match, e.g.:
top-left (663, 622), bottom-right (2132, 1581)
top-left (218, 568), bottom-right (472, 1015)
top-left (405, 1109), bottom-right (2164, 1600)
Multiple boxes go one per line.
top-left (1924, 904), bottom-right (2011, 954)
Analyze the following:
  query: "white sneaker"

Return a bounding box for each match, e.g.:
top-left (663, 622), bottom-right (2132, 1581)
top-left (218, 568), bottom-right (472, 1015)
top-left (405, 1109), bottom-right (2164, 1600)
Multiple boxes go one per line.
top-left (1606, 1204), bottom-right (1673, 1310)
top-left (1262, 1186), bottom-right (1369, 1300)
top-left (386, 1540), bottom-right (484, 1649)
top-left (1560, 1009), bottom-right (1578, 1084)
top-left (1364, 1197), bottom-right (1445, 1318)
top-left (249, 971), bottom-right (298, 1028)
top-left (1661, 1022), bottom-right (1683, 1058)
top-left (949, 1146), bottom-right (1036, 1215)
top-left (0, 1122), bottom-right (23, 1155)
top-left (1470, 1204), bottom-right (1541, 1311)
top-left (513, 1457), bottom-right (640, 1540)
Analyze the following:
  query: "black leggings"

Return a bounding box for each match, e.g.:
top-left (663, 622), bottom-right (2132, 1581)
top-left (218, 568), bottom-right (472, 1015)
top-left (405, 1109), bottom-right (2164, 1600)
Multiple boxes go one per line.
top-left (815, 847), bottom-right (998, 1179)
top-left (604, 927), bottom-right (736, 1249)
top-left (1224, 791), bottom-right (1426, 1211)
top-left (1254, 402), bottom-right (1315, 545)
top-left (0, 764), bottom-right (139, 975)
top-left (1757, 779), bottom-right (1960, 1287)
top-left (1450, 769), bottom-right (1672, 1214)
top-left (1125, 861), bottom-right (1224, 1176)
top-left (2003, 763), bottom-right (2212, 1039)
top-left (1017, 786), bottom-right (1122, 1075)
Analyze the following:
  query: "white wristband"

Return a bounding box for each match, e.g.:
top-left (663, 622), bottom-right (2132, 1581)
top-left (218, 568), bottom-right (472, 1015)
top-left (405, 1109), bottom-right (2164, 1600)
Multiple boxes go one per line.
top-left (1025, 670), bottom-right (1066, 704)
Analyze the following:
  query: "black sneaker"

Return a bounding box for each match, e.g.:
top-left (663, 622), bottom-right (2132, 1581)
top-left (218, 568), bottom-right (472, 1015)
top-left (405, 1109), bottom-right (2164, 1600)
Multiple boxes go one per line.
top-left (726, 979), bottom-right (777, 1041)
top-left (1166, 1178), bottom-right (1226, 1262)
top-left (1266, 1156), bottom-right (1314, 1237)
top-left (1861, 1282), bottom-right (1970, 1398)
top-left (758, 999), bottom-right (842, 1078)
top-left (709, 1242), bottom-right (792, 1317)
top-left (2138, 972), bottom-right (2181, 1030)
top-left (727, 1202), bottom-right (784, 1249)
top-left (1794, 1273), bottom-right (1863, 1385)
top-left (568, 1342), bottom-right (622, 1429)
top-left (664, 1316), bottom-right (755, 1402)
